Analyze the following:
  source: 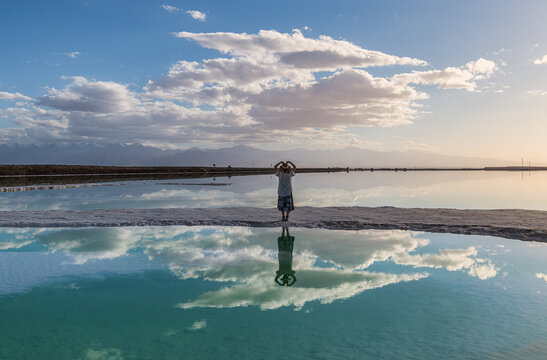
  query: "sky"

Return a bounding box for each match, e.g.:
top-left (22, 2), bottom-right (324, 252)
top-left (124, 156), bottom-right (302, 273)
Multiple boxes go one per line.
top-left (0, 0), bottom-right (546, 163)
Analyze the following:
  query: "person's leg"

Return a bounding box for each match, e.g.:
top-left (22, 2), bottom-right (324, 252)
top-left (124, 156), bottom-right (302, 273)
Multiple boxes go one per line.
top-left (281, 211), bottom-right (286, 221)
top-left (286, 210), bottom-right (290, 221)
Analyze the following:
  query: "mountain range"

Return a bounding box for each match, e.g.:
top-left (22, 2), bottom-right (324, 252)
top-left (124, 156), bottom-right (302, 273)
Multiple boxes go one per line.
top-left (0, 143), bottom-right (511, 167)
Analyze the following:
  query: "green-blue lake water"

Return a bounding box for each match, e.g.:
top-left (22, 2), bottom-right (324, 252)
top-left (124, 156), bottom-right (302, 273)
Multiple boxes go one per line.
top-left (1, 227), bottom-right (546, 359)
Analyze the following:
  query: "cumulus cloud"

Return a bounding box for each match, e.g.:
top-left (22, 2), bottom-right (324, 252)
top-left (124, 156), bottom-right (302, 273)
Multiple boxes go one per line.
top-left (533, 55), bottom-right (547, 65)
top-left (173, 30), bottom-right (426, 69)
top-left (0, 91), bottom-right (32, 101)
top-left (392, 58), bottom-right (498, 91)
top-left (186, 10), bottom-right (206, 21)
top-left (0, 103), bottom-right (68, 142)
top-left (1, 30), bottom-right (499, 148)
top-left (141, 30), bottom-right (434, 137)
top-left (38, 76), bottom-right (138, 113)
top-left (248, 69), bottom-right (424, 129)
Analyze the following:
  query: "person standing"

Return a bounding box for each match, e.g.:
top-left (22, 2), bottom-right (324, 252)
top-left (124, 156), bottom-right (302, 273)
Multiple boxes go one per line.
top-left (274, 161), bottom-right (296, 221)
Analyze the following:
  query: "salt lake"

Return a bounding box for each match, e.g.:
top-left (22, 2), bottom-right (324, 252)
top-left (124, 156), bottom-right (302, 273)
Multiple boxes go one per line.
top-left (1, 171), bottom-right (547, 359)
top-left (1, 226), bottom-right (546, 359)
top-left (2, 171), bottom-right (547, 211)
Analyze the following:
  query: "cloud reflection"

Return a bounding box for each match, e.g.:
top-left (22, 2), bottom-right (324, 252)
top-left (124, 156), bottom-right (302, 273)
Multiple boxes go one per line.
top-left (1, 227), bottom-right (499, 308)
top-left (177, 269), bottom-right (427, 311)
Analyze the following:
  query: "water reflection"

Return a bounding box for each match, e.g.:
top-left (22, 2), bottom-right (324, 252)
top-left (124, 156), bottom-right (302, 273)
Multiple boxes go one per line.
top-left (1, 228), bottom-right (546, 360)
top-left (275, 227), bottom-right (296, 286)
top-left (0, 227), bottom-right (515, 310)
top-left (4, 171), bottom-right (547, 211)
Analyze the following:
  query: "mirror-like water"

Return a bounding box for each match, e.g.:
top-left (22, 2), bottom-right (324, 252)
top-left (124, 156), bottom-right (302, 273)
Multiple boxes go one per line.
top-left (1, 227), bottom-right (546, 359)
top-left (2, 171), bottom-right (547, 211)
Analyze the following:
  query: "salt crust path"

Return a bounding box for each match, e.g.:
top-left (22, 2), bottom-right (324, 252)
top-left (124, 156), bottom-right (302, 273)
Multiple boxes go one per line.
top-left (0, 207), bottom-right (546, 242)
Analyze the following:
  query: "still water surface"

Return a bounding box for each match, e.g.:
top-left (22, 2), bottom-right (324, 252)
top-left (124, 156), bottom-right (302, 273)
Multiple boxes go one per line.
top-left (1, 227), bottom-right (546, 359)
top-left (2, 171), bottom-right (547, 211)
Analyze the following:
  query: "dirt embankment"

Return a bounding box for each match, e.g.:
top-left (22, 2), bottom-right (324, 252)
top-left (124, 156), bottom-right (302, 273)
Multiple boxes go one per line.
top-left (0, 165), bottom-right (351, 186)
top-left (0, 164), bottom-right (271, 176)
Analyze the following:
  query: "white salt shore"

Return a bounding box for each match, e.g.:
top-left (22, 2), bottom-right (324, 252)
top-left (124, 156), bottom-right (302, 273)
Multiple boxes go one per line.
top-left (1, 206), bottom-right (546, 242)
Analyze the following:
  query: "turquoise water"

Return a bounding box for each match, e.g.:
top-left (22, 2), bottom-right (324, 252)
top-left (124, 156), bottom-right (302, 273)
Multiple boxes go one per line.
top-left (1, 227), bottom-right (546, 359)
top-left (3, 171), bottom-right (547, 211)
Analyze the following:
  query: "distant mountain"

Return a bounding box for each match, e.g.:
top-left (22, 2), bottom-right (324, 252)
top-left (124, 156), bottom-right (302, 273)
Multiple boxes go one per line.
top-left (0, 143), bottom-right (510, 167)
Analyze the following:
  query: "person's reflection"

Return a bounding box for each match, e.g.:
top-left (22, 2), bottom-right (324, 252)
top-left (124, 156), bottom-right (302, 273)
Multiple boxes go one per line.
top-left (275, 226), bottom-right (296, 286)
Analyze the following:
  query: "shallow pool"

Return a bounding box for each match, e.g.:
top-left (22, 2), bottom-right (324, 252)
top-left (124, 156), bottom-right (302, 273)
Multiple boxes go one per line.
top-left (3, 171), bottom-right (547, 211)
top-left (1, 227), bottom-right (546, 359)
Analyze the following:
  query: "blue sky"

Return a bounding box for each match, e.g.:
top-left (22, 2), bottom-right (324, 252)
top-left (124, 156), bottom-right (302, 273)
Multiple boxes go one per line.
top-left (1, 0), bottom-right (547, 162)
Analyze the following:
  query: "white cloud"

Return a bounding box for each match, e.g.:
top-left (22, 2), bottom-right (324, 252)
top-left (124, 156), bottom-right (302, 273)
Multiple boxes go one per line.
top-left (1, 30), bottom-right (499, 148)
top-left (533, 54), bottom-right (547, 65)
top-left (0, 240), bottom-right (34, 250)
top-left (536, 273), bottom-right (547, 282)
top-left (392, 59), bottom-right (498, 91)
top-left (177, 271), bottom-right (427, 311)
top-left (466, 58), bottom-right (498, 77)
top-left (37, 228), bottom-right (142, 264)
top-left (173, 30), bottom-right (426, 69)
top-left (38, 76), bottom-right (138, 113)
top-left (186, 10), bottom-right (206, 21)
top-left (188, 319), bottom-right (207, 330)
top-left (392, 246), bottom-right (498, 280)
top-left (0, 103), bottom-right (68, 142)
top-left (0, 91), bottom-right (32, 101)
top-left (162, 4), bottom-right (180, 12)
top-left (247, 69), bottom-right (425, 129)
top-left (64, 51), bottom-right (81, 58)
top-left (468, 262), bottom-right (498, 280)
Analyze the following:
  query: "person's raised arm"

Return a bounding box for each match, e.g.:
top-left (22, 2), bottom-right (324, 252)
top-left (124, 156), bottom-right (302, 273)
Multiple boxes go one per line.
top-left (273, 161), bottom-right (285, 170)
top-left (286, 161), bottom-right (296, 170)
top-left (286, 161), bottom-right (296, 173)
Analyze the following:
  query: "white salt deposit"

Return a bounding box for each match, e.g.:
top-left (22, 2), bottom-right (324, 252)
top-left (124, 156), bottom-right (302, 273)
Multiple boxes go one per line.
top-left (0, 206), bottom-right (546, 242)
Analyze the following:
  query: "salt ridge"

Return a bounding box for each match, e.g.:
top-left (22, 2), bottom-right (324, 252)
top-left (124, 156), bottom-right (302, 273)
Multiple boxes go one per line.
top-left (1, 206), bottom-right (546, 242)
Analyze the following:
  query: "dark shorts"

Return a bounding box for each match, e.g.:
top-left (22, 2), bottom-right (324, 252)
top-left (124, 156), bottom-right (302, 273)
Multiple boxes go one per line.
top-left (277, 194), bottom-right (295, 211)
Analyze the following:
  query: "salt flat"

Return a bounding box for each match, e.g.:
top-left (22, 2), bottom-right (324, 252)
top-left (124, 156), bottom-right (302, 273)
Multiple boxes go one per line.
top-left (1, 206), bottom-right (546, 242)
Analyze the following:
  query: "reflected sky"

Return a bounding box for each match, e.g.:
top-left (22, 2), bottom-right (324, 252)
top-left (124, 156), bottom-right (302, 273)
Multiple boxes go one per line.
top-left (3, 171), bottom-right (547, 211)
top-left (1, 226), bottom-right (542, 308)
top-left (1, 226), bottom-right (546, 359)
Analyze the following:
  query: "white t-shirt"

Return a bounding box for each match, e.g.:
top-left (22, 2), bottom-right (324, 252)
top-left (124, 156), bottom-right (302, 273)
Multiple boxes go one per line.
top-left (276, 169), bottom-right (295, 197)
